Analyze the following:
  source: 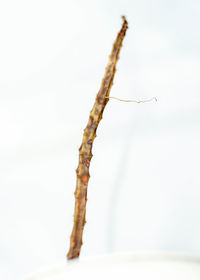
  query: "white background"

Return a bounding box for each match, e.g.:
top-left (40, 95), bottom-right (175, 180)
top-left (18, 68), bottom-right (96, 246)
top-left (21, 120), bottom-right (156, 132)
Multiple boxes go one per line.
top-left (0, 0), bottom-right (200, 279)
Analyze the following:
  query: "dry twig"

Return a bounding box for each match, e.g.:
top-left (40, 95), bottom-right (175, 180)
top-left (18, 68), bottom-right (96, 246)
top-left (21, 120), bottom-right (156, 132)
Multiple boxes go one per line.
top-left (67, 16), bottom-right (128, 260)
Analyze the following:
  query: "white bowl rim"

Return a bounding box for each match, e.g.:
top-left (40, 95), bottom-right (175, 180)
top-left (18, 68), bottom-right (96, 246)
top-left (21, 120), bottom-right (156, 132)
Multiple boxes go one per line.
top-left (25, 251), bottom-right (200, 280)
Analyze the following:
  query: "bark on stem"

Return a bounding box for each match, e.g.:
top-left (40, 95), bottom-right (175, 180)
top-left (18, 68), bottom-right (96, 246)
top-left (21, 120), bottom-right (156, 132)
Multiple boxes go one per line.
top-left (67, 16), bottom-right (128, 260)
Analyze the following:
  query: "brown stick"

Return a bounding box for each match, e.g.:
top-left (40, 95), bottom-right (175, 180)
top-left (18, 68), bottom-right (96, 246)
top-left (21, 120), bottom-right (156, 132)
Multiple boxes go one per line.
top-left (67, 16), bottom-right (128, 260)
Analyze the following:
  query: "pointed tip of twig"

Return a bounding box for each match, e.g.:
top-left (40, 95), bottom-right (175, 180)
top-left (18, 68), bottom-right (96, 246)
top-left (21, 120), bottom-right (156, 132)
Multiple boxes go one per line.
top-left (120, 16), bottom-right (128, 34)
top-left (121, 15), bottom-right (128, 26)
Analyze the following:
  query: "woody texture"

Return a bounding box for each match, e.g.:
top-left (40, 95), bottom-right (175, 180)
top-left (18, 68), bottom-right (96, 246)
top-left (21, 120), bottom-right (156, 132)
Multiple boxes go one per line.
top-left (67, 16), bottom-right (128, 260)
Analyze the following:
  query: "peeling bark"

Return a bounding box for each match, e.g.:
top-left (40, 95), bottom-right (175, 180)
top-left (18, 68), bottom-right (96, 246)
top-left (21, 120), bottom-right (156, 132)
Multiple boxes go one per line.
top-left (67, 16), bottom-right (128, 260)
